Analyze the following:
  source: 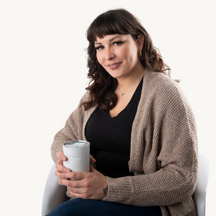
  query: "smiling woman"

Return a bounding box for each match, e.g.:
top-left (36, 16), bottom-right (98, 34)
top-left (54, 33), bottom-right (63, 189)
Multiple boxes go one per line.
top-left (84, 9), bottom-right (170, 111)
top-left (49, 9), bottom-right (198, 216)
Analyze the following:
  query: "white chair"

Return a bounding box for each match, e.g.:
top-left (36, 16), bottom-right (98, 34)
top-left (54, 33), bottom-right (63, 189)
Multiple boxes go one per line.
top-left (42, 164), bottom-right (69, 216)
top-left (193, 154), bottom-right (210, 216)
top-left (42, 153), bottom-right (210, 216)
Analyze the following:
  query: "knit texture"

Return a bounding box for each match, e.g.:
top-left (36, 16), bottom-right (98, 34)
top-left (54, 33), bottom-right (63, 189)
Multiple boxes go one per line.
top-left (51, 69), bottom-right (198, 216)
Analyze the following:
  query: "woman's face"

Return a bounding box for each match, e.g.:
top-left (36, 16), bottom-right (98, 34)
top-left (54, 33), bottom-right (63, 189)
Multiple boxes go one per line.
top-left (95, 34), bottom-right (143, 80)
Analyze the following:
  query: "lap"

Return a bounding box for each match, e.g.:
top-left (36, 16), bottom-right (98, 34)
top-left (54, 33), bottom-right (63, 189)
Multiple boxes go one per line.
top-left (47, 198), bottom-right (162, 216)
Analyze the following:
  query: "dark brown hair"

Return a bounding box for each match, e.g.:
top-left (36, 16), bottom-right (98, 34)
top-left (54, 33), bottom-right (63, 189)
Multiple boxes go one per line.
top-left (82, 9), bottom-right (170, 110)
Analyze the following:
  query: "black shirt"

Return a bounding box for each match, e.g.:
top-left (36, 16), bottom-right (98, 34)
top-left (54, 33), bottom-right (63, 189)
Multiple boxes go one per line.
top-left (85, 78), bottom-right (143, 178)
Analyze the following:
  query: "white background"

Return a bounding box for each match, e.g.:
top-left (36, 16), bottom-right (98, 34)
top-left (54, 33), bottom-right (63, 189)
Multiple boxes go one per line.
top-left (0, 1), bottom-right (215, 215)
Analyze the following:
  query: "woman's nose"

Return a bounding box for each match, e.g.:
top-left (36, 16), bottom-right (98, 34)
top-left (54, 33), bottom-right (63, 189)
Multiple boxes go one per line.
top-left (105, 47), bottom-right (115, 60)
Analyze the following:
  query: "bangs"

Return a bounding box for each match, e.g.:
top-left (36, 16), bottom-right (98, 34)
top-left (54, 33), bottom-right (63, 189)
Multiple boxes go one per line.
top-left (87, 10), bottom-right (137, 42)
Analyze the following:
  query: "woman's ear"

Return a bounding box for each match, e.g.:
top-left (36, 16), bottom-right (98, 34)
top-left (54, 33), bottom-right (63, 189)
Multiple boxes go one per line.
top-left (136, 35), bottom-right (144, 51)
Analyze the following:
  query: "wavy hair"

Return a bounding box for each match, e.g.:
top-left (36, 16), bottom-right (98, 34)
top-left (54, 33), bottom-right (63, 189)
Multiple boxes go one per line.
top-left (82, 9), bottom-right (170, 110)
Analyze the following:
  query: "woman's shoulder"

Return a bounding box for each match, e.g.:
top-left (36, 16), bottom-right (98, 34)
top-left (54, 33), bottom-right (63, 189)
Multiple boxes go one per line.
top-left (145, 69), bottom-right (178, 89)
top-left (77, 91), bottom-right (97, 114)
top-left (79, 91), bottom-right (91, 104)
top-left (143, 69), bottom-right (190, 109)
top-left (145, 69), bottom-right (183, 97)
top-left (67, 90), bottom-right (95, 123)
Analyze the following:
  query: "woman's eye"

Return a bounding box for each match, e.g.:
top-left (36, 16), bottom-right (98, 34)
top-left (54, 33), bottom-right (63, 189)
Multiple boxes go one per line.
top-left (113, 41), bottom-right (123, 46)
top-left (95, 46), bottom-right (103, 50)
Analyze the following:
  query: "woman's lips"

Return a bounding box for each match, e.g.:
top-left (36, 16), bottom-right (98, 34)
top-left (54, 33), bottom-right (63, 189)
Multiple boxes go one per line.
top-left (107, 62), bottom-right (121, 70)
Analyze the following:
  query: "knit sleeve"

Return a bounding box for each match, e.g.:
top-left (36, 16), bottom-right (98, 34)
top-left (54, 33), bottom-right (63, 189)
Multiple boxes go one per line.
top-left (50, 92), bottom-right (89, 163)
top-left (103, 75), bottom-right (198, 210)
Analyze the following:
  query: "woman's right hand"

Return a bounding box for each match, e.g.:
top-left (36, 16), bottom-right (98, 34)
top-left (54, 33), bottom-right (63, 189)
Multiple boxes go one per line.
top-left (55, 150), bottom-right (70, 179)
top-left (55, 150), bottom-right (97, 179)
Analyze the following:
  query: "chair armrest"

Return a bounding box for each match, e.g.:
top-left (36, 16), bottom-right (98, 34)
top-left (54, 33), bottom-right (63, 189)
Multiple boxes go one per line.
top-left (42, 163), bottom-right (68, 216)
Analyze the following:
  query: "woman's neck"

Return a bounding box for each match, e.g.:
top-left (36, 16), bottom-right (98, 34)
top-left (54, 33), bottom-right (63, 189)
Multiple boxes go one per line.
top-left (117, 65), bottom-right (145, 93)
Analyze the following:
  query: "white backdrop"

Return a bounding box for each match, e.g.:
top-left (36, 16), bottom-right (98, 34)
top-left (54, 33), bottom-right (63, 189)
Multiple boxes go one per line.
top-left (0, 1), bottom-right (215, 215)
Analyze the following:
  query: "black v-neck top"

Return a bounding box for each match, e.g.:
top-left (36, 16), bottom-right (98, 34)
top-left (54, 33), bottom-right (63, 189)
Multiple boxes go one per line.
top-left (85, 78), bottom-right (143, 178)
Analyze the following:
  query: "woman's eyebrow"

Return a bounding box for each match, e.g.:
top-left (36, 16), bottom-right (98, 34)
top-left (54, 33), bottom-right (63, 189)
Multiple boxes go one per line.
top-left (95, 36), bottom-right (122, 45)
top-left (94, 42), bottom-right (102, 45)
top-left (109, 35), bottom-right (122, 42)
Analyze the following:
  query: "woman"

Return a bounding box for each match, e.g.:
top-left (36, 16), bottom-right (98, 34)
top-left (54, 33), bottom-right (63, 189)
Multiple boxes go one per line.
top-left (48, 9), bottom-right (198, 216)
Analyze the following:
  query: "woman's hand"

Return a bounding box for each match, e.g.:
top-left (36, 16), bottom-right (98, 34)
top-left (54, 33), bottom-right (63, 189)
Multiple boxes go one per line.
top-left (55, 151), bottom-right (97, 174)
top-left (55, 150), bottom-right (97, 178)
top-left (55, 151), bottom-right (71, 178)
top-left (58, 165), bottom-right (108, 200)
top-left (55, 151), bottom-right (107, 200)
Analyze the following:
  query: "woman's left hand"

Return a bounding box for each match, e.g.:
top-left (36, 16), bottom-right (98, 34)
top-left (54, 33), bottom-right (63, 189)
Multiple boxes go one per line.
top-left (56, 165), bottom-right (108, 200)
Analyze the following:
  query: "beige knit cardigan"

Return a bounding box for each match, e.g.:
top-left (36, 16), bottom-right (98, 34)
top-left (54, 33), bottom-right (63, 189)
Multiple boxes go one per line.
top-left (51, 69), bottom-right (198, 216)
